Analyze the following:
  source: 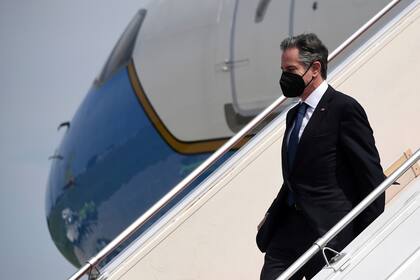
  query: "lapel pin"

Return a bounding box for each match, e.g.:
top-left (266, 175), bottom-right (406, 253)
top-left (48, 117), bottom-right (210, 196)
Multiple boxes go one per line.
top-left (320, 107), bottom-right (326, 112)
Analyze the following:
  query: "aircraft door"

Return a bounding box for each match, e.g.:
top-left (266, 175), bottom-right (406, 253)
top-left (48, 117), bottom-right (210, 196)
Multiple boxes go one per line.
top-left (227, 0), bottom-right (291, 121)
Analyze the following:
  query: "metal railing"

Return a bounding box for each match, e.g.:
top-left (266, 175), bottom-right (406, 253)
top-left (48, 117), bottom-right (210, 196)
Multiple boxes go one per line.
top-left (68, 93), bottom-right (289, 280)
top-left (68, 0), bottom-right (404, 279)
top-left (328, 0), bottom-right (402, 61)
top-left (277, 149), bottom-right (420, 280)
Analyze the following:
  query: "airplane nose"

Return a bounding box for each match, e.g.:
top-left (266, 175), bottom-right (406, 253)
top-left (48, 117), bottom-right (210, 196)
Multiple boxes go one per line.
top-left (45, 59), bottom-right (211, 266)
top-left (45, 6), bottom-right (232, 267)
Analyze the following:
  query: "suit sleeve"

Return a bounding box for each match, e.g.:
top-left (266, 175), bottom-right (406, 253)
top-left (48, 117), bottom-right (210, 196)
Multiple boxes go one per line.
top-left (340, 99), bottom-right (386, 234)
top-left (267, 186), bottom-right (286, 214)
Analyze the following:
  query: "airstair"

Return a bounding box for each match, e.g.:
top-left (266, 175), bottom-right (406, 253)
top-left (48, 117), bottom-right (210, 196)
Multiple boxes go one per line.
top-left (69, 0), bottom-right (420, 279)
top-left (312, 155), bottom-right (420, 280)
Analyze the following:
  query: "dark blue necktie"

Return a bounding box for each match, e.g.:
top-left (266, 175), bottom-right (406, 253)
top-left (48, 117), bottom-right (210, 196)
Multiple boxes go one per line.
top-left (287, 102), bottom-right (308, 206)
top-left (288, 102), bottom-right (308, 167)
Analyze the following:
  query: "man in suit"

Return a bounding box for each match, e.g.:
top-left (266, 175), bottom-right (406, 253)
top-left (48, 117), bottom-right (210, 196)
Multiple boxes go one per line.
top-left (257, 33), bottom-right (386, 280)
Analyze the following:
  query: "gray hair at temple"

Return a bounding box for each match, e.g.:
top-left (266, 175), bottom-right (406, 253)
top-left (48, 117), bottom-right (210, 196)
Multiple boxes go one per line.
top-left (280, 33), bottom-right (329, 79)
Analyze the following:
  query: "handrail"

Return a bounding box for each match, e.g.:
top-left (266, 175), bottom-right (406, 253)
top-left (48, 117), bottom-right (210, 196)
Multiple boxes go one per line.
top-left (68, 0), bottom-right (404, 278)
top-left (328, 0), bottom-right (402, 61)
top-left (69, 92), bottom-right (289, 280)
top-left (277, 149), bottom-right (420, 280)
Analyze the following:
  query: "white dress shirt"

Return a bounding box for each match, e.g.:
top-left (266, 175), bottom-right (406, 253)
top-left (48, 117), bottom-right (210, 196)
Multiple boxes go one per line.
top-left (287, 80), bottom-right (328, 143)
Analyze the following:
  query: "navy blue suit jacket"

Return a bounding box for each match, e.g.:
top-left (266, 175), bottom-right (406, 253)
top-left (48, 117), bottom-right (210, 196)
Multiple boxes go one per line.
top-left (257, 85), bottom-right (385, 252)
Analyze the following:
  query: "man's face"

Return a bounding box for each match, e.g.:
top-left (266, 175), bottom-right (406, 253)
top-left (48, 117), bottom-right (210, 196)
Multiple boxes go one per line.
top-left (281, 47), bottom-right (314, 96)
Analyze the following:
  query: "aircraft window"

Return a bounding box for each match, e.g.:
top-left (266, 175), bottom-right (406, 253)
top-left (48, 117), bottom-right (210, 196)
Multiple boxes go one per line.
top-left (255, 0), bottom-right (272, 23)
top-left (96, 9), bottom-right (147, 85)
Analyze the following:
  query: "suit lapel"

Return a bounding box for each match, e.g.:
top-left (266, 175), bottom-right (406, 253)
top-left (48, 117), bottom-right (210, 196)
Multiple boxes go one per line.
top-left (290, 86), bottom-right (334, 173)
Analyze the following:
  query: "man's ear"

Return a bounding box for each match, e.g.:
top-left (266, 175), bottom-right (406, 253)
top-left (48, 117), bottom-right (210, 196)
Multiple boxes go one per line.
top-left (312, 61), bottom-right (321, 77)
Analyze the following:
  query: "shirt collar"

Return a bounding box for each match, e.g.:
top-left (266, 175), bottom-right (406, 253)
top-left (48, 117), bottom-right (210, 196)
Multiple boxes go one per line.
top-left (302, 80), bottom-right (328, 109)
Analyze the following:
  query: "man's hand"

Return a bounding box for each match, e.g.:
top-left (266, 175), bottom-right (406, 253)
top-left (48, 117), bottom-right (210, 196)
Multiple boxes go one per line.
top-left (257, 213), bottom-right (269, 231)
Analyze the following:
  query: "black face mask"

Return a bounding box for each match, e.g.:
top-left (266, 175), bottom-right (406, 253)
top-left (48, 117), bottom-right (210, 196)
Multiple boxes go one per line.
top-left (279, 63), bottom-right (314, 97)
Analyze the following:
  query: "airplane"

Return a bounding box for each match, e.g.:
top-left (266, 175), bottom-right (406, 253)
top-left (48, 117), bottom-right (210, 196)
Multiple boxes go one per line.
top-left (46, 0), bottom-right (396, 270)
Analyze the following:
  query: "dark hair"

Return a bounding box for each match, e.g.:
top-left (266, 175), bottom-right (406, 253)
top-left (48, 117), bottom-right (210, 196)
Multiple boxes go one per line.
top-left (280, 33), bottom-right (328, 79)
